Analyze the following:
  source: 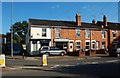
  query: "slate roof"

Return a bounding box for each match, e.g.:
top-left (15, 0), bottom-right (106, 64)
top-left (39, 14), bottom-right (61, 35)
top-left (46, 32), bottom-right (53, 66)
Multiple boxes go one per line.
top-left (97, 21), bottom-right (120, 30)
top-left (29, 18), bottom-right (103, 29)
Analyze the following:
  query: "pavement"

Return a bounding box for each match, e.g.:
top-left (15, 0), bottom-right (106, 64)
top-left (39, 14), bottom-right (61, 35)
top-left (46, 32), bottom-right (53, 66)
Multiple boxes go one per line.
top-left (5, 54), bottom-right (105, 60)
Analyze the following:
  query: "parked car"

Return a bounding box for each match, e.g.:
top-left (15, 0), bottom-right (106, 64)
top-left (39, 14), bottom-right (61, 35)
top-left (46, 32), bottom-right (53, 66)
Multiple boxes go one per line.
top-left (39, 46), bottom-right (66, 56)
top-left (109, 48), bottom-right (120, 57)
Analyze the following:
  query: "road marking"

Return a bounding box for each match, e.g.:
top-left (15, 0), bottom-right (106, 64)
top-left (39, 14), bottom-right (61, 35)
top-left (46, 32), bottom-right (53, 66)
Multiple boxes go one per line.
top-left (50, 65), bottom-right (60, 69)
top-left (106, 60), bottom-right (119, 63)
top-left (91, 62), bottom-right (98, 64)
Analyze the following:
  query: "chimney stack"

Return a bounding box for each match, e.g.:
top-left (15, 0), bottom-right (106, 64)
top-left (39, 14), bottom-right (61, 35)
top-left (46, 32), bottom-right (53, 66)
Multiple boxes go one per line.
top-left (92, 19), bottom-right (96, 24)
top-left (76, 13), bottom-right (81, 26)
top-left (103, 15), bottom-right (107, 26)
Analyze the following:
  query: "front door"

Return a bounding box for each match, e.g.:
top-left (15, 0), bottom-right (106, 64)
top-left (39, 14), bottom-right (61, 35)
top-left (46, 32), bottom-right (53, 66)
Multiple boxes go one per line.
top-left (69, 41), bottom-right (73, 52)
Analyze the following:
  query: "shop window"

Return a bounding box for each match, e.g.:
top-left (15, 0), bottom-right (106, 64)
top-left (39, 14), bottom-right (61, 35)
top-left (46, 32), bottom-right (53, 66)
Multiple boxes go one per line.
top-left (42, 28), bottom-right (47, 37)
top-left (86, 29), bottom-right (90, 38)
top-left (55, 28), bottom-right (60, 38)
top-left (76, 42), bottom-right (80, 50)
top-left (76, 29), bottom-right (80, 37)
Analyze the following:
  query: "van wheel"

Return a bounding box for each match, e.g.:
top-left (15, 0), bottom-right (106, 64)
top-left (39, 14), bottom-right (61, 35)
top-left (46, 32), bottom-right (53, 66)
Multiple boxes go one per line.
top-left (45, 53), bottom-right (50, 56)
top-left (60, 52), bottom-right (65, 56)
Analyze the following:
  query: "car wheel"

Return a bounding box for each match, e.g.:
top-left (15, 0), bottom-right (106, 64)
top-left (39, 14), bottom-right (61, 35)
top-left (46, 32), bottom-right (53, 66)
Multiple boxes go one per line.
top-left (45, 52), bottom-right (50, 56)
top-left (60, 52), bottom-right (65, 56)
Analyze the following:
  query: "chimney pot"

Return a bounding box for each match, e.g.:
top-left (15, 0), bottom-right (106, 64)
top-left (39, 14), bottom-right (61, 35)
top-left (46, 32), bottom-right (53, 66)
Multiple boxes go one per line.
top-left (92, 19), bottom-right (96, 24)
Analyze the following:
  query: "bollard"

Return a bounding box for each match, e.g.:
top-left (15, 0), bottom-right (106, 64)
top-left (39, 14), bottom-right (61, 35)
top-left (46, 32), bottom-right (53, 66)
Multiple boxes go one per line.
top-left (42, 54), bottom-right (47, 66)
top-left (0, 54), bottom-right (5, 67)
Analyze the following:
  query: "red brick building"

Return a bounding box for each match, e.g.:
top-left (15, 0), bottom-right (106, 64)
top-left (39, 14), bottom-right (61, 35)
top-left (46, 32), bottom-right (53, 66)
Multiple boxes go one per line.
top-left (97, 15), bottom-right (120, 53)
top-left (27, 13), bottom-right (120, 56)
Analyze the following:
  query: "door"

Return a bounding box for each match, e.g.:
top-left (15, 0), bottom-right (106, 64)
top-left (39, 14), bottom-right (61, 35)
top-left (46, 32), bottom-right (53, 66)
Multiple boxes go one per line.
top-left (69, 41), bottom-right (73, 52)
top-left (96, 41), bottom-right (100, 50)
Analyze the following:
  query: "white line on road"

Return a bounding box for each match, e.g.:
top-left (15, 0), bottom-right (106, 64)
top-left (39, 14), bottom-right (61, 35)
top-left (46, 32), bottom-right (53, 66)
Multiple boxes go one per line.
top-left (106, 60), bottom-right (119, 63)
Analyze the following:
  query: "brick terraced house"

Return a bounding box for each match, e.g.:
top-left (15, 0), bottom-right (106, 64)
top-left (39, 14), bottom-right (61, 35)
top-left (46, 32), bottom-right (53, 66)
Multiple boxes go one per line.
top-left (26, 13), bottom-right (120, 56)
top-left (97, 16), bottom-right (120, 52)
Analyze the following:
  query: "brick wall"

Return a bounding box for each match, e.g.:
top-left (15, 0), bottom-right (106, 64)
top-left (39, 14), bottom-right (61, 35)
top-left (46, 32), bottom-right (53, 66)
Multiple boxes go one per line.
top-left (52, 27), bottom-right (108, 53)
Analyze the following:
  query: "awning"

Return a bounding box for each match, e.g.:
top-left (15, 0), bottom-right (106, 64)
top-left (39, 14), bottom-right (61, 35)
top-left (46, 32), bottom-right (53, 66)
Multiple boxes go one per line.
top-left (54, 38), bottom-right (69, 42)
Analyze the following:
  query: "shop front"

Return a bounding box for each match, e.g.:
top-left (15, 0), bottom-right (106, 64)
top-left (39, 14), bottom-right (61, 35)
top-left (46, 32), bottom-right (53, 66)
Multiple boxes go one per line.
top-left (54, 38), bottom-right (69, 52)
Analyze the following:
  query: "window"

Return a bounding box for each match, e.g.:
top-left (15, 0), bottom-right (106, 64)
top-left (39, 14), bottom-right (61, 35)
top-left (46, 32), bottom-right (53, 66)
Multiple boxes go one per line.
top-left (92, 41), bottom-right (95, 50)
top-left (113, 41), bottom-right (117, 49)
top-left (102, 30), bottom-right (105, 38)
top-left (86, 42), bottom-right (90, 49)
top-left (76, 29), bottom-right (80, 37)
top-left (102, 42), bottom-right (106, 49)
top-left (76, 42), bottom-right (80, 50)
top-left (86, 29), bottom-right (90, 38)
top-left (112, 31), bottom-right (117, 38)
top-left (50, 47), bottom-right (60, 50)
top-left (42, 28), bottom-right (47, 37)
top-left (55, 28), bottom-right (60, 38)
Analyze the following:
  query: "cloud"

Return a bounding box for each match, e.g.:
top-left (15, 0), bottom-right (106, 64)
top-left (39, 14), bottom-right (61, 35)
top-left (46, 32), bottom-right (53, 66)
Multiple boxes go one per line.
top-left (51, 5), bottom-right (60, 9)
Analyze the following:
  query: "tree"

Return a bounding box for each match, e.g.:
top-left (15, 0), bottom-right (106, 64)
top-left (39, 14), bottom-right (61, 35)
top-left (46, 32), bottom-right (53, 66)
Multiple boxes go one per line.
top-left (12, 21), bottom-right (28, 44)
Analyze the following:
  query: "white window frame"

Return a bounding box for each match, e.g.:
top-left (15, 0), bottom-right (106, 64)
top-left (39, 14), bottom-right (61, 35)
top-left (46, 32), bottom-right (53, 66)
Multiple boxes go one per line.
top-left (92, 41), bottom-right (96, 50)
top-left (42, 28), bottom-right (47, 37)
top-left (112, 30), bottom-right (117, 39)
top-left (76, 40), bottom-right (81, 50)
top-left (86, 29), bottom-right (90, 38)
top-left (102, 30), bottom-right (105, 39)
top-left (85, 40), bottom-right (90, 50)
top-left (55, 28), bottom-right (60, 38)
top-left (76, 29), bottom-right (80, 37)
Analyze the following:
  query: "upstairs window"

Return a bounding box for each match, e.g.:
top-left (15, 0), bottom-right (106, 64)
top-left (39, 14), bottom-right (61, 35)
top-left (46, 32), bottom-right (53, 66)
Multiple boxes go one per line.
top-left (76, 29), bottom-right (80, 37)
top-left (42, 28), bottom-right (47, 37)
top-left (112, 31), bottom-right (117, 39)
top-left (86, 29), bottom-right (90, 38)
top-left (55, 28), bottom-right (60, 38)
top-left (102, 30), bottom-right (105, 38)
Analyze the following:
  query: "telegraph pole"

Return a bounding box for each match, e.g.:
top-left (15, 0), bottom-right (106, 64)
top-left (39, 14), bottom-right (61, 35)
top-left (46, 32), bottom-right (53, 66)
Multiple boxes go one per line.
top-left (11, 0), bottom-right (13, 57)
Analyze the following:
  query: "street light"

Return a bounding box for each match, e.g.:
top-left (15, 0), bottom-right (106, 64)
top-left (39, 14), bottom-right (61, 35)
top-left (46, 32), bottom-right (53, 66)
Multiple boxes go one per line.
top-left (11, 0), bottom-right (13, 57)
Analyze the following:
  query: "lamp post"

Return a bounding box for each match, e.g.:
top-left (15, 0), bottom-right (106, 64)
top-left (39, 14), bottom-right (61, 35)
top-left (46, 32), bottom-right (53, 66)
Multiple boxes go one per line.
top-left (11, 0), bottom-right (13, 57)
top-left (90, 29), bottom-right (92, 53)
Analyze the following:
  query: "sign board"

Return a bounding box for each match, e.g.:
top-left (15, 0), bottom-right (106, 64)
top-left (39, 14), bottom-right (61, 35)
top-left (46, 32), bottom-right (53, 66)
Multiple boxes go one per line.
top-left (0, 54), bottom-right (5, 67)
top-left (42, 54), bottom-right (47, 66)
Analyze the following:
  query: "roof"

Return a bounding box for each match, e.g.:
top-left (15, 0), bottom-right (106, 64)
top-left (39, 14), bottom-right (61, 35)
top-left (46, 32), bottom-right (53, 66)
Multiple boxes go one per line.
top-left (97, 21), bottom-right (120, 30)
top-left (29, 18), bottom-right (103, 29)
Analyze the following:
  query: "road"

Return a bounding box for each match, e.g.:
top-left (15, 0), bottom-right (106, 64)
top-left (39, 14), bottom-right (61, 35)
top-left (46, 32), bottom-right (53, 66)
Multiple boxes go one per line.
top-left (1, 55), bottom-right (120, 78)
